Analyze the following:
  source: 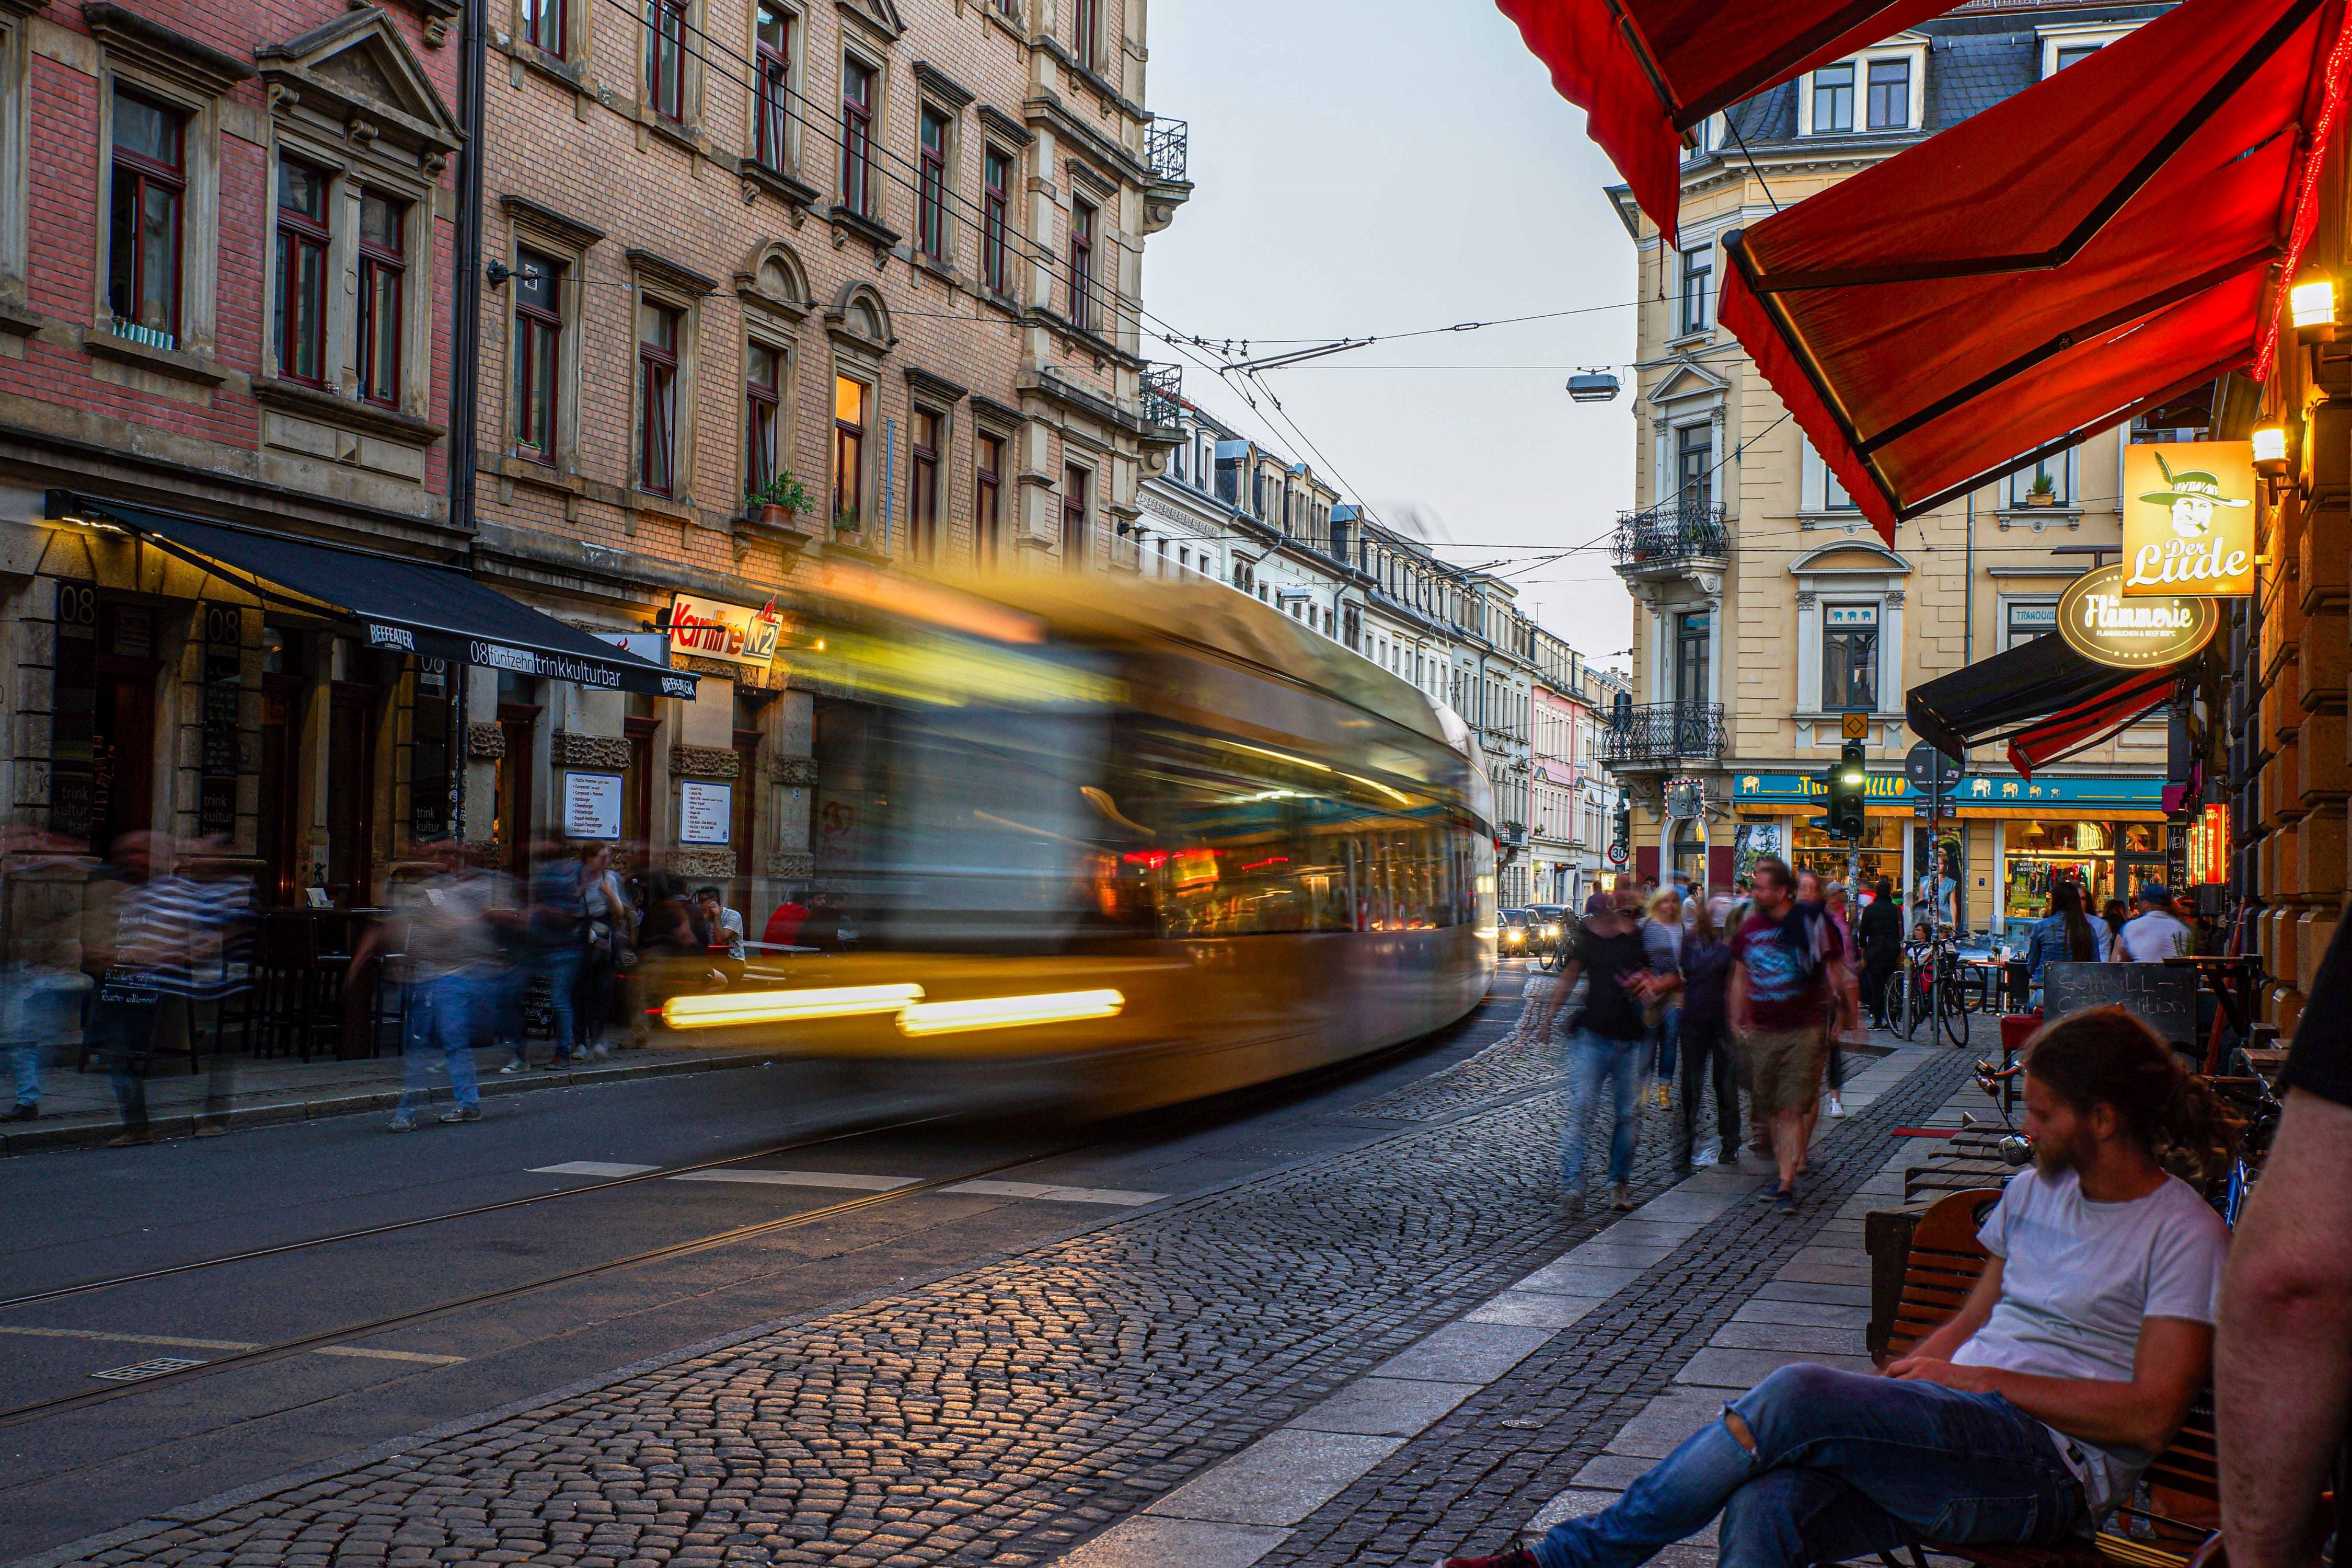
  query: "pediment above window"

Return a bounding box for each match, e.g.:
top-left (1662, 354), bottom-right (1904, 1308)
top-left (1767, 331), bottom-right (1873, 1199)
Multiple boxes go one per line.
top-left (836, 0), bottom-right (905, 42)
top-left (1644, 360), bottom-right (1728, 408)
top-left (258, 8), bottom-right (461, 163)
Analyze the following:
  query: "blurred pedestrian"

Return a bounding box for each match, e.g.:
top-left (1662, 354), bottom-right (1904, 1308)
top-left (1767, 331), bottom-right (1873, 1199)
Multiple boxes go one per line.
top-left (1821, 882), bottom-right (1861, 1118)
top-left (579, 843), bottom-right (631, 1058)
top-left (1676, 896), bottom-right (1737, 1171)
top-left (2099, 897), bottom-right (2129, 959)
top-left (1641, 889), bottom-right (1684, 1110)
top-left (763, 889), bottom-right (811, 948)
top-left (0, 827), bottom-right (91, 1122)
top-left (1730, 856), bottom-right (1841, 1207)
top-left (797, 886), bottom-right (847, 952)
top-left (362, 837), bottom-right (503, 1130)
top-left (1500, 952), bottom-right (1569, 1048)
top-left (503, 842), bottom-right (588, 1073)
top-left (1555, 887), bottom-right (1663, 1216)
top-left (1858, 876), bottom-right (1904, 1029)
top-left (1583, 885), bottom-right (1609, 918)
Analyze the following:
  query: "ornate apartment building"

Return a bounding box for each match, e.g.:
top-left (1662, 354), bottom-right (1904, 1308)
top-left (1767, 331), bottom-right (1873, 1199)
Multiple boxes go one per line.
top-left (1610, 0), bottom-right (2187, 932)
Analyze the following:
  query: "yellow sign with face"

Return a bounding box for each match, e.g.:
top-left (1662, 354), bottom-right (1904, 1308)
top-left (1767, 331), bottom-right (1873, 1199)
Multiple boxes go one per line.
top-left (2121, 441), bottom-right (2256, 597)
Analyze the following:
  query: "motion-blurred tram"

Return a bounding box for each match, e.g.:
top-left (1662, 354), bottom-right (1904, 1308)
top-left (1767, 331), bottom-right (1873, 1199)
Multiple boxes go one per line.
top-left (669, 561), bottom-right (1498, 1114)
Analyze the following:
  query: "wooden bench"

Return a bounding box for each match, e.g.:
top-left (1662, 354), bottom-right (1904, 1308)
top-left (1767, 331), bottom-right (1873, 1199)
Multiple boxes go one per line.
top-left (1869, 1189), bottom-right (2222, 1568)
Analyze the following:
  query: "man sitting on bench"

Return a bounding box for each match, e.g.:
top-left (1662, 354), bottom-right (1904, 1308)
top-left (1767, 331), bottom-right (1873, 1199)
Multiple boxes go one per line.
top-left (1444, 1007), bottom-right (2235, 1568)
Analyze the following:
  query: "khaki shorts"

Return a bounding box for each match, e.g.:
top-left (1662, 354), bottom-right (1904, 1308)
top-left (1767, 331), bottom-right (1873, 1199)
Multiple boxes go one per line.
top-left (1740, 1026), bottom-right (1824, 1115)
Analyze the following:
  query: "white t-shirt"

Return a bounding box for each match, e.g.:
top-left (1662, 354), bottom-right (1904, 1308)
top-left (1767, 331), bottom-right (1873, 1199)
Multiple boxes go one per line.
top-left (2116, 910), bottom-right (2192, 963)
top-left (1953, 1167), bottom-right (2228, 1514)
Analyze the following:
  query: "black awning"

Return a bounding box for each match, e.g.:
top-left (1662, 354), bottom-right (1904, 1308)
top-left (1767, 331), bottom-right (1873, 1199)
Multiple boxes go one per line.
top-left (94, 502), bottom-right (698, 699)
top-left (1905, 633), bottom-right (2148, 762)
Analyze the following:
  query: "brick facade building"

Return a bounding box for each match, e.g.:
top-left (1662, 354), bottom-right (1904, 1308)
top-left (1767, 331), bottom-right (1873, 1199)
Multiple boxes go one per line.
top-left (466, 0), bottom-right (1191, 915)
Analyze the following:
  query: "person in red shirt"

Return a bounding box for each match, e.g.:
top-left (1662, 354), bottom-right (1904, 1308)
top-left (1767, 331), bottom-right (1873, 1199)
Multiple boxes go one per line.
top-left (763, 893), bottom-right (809, 949)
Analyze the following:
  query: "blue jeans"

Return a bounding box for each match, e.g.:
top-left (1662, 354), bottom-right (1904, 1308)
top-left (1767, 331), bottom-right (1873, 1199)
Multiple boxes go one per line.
top-left (1530, 1365), bottom-right (2088, 1568)
top-left (398, 973), bottom-right (482, 1114)
top-left (522, 946), bottom-right (582, 1064)
top-left (1563, 1029), bottom-right (1646, 1190)
top-left (1651, 1002), bottom-right (1681, 1082)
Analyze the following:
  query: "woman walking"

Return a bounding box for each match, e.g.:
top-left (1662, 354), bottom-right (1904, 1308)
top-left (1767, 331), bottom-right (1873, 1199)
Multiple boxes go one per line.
top-left (1857, 877), bottom-right (1904, 1029)
top-left (1642, 889), bottom-right (1685, 1108)
top-left (1676, 897), bottom-right (1738, 1170)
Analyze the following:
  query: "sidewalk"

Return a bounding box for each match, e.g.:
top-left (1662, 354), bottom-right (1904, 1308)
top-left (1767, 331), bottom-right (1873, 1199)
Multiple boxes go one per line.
top-left (2, 1036), bottom-right (775, 1157)
top-left (1060, 1026), bottom-right (1975, 1567)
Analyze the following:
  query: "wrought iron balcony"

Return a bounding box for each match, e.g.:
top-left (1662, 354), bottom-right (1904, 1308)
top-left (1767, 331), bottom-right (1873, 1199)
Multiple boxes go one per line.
top-left (1604, 701), bottom-right (1727, 766)
top-left (1613, 502), bottom-right (1730, 573)
top-left (1147, 116), bottom-right (1189, 182)
top-left (1141, 362), bottom-right (1183, 430)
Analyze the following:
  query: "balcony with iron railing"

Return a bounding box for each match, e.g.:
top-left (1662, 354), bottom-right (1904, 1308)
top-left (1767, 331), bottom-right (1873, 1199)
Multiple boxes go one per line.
top-left (1603, 701), bottom-right (1727, 767)
top-left (1141, 362), bottom-right (1182, 432)
top-left (1147, 117), bottom-right (1188, 182)
top-left (1613, 501), bottom-right (1730, 577)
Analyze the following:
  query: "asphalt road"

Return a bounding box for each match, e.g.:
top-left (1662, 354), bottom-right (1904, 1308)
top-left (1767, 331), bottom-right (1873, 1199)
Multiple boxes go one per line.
top-left (0, 977), bottom-right (1522, 1563)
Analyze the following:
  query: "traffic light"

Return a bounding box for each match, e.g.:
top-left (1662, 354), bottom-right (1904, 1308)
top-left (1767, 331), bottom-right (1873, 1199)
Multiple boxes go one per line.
top-left (1830, 740), bottom-right (1870, 839)
top-left (1611, 799), bottom-right (1631, 854)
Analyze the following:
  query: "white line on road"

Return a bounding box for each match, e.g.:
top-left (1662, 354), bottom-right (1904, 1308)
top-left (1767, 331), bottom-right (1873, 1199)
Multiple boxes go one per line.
top-left (312, 1346), bottom-right (468, 1365)
top-left (666, 1169), bottom-right (918, 1191)
top-left (0, 1324), bottom-right (259, 1351)
top-left (529, 1161), bottom-right (662, 1177)
top-left (947, 1180), bottom-right (1167, 1206)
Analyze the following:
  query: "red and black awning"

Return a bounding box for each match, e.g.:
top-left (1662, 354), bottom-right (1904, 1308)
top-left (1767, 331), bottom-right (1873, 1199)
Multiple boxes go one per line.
top-left (1493, 0), bottom-right (1953, 247)
top-left (1717, 0), bottom-right (2352, 544)
top-left (1906, 635), bottom-right (2173, 781)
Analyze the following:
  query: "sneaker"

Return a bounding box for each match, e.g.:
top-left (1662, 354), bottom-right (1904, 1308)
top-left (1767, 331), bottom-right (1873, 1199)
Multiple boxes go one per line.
top-left (498, 1060), bottom-right (526, 1075)
top-left (107, 1128), bottom-right (153, 1147)
top-left (439, 1104), bottom-right (482, 1124)
top-left (1611, 1183), bottom-right (1636, 1211)
top-left (386, 1113), bottom-right (420, 1132)
top-left (1827, 1094), bottom-right (1847, 1119)
top-left (2, 1101), bottom-right (36, 1122)
top-left (1772, 1183), bottom-right (1798, 1210)
top-left (1559, 1192), bottom-right (1586, 1219)
top-left (1443, 1548), bottom-right (1538, 1568)
top-left (1692, 1140), bottom-right (1721, 1168)
top-left (541, 1057), bottom-right (570, 1071)
top-left (1756, 1179), bottom-right (1786, 1202)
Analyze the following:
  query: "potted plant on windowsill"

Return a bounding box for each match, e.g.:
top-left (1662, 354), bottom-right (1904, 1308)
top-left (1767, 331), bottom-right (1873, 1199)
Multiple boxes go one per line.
top-left (833, 505), bottom-right (861, 536)
top-left (2022, 472), bottom-right (2059, 508)
top-left (744, 473), bottom-right (813, 532)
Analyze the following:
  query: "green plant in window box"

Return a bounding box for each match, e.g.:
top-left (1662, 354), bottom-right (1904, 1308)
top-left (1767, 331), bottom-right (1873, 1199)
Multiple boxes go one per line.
top-left (744, 472), bottom-right (813, 530)
top-left (833, 504), bottom-right (861, 535)
top-left (2023, 472), bottom-right (2058, 507)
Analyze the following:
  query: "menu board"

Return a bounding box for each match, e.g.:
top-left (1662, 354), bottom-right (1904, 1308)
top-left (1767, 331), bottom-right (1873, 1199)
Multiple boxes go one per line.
top-left (678, 780), bottom-right (732, 845)
top-left (562, 771), bottom-right (624, 841)
top-left (2042, 961), bottom-right (2198, 1046)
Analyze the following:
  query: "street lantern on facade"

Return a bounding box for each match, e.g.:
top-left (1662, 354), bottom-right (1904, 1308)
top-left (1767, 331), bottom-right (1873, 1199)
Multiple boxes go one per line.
top-left (2292, 274), bottom-right (2338, 342)
top-left (2252, 423), bottom-right (2292, 492)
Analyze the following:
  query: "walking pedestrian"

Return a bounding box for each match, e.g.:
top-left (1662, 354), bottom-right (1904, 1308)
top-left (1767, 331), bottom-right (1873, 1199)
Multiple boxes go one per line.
top-left (579, 843), bottom-right (631, 1058)
top-left (1500, 954), bottom-right (1570, 1048)
top-left (0, 826), bottom-right (92, 1121)
top-left (1730, 856), bottom-right (1842, 1207)
top-left (1642, 889), bottom-right (1685, 1110)
top-left (1676, 897), bottom-right (1738, 1171)
top-left (362, 836), bottom-right (504, 1130)
top-left (1821, 882), bottom-right (1863, 1118)
top-left (1555, 887), bottom-right (1664, 1216)
top-left (503, 843), bottom-right (589, 1073)
top-left (1857, 876), bottom-right (1903, 1029)
top-left (2099, 897), bottom-right (2130, 959)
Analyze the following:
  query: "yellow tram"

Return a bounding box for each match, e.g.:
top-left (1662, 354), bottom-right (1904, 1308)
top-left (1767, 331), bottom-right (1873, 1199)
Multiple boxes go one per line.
top-left (658, 562), bottom-right (1499, 1115)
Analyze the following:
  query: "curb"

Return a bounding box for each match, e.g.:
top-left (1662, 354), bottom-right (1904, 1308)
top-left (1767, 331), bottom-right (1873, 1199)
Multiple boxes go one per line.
top-left (0, 1048), bottom-right (776, 1157)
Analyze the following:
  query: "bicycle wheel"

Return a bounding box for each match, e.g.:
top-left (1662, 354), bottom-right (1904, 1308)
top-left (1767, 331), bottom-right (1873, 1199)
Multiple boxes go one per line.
top-left (1939, 975), bottom-right (1970, 1047)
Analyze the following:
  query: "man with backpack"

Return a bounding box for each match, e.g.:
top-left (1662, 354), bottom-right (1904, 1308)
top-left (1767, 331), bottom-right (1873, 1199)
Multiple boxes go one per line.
top-left (1729, 856), bottom-right (1844, 1208)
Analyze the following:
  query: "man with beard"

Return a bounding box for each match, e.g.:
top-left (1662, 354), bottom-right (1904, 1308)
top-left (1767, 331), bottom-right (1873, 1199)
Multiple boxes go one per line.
top-left (1442, 1006), bottom-right (2234, 1568)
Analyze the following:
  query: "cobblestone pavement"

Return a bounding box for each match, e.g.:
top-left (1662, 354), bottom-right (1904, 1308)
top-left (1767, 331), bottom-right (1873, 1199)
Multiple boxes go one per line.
top-left (40, 994), bottom-right (1750, 1568)
top-left (1250, 1046), bottom-right (1975, 1567)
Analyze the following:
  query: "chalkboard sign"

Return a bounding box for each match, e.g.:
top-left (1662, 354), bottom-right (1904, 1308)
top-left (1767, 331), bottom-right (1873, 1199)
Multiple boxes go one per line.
top-left (2042, 962), bottom-right (2198, 1046)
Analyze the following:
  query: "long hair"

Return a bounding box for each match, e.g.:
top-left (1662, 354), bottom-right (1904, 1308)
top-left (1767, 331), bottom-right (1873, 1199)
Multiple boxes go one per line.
top-left (2050, 881), bottom-right (2099, 962)
top-left (2024, 1007), bottom-right (2241, 1181)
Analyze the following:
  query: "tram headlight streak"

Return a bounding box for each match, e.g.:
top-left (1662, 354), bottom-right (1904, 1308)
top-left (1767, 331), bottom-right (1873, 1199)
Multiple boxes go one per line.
top-left (894, 989), bottom-right (1126, 1037)
top-left (661, 984), bottom-right (926, 1029)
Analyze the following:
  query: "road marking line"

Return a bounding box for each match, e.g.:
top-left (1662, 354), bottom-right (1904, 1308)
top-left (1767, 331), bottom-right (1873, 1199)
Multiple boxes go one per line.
top-left (666, 1169), bottom-right (918, 1191)
top-left (529, 1161), bottom-right (661, 1177)
top-left (0, 1324), bottom-right (260, 1350)
top-left (947, 1179), bottom-right (1167, 1206)
top-left (311, 1346), bottom-right (467, 1365)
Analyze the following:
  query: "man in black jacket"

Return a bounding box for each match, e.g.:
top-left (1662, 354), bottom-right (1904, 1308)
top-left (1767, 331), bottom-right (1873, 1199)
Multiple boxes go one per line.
top-left (1856, 878), bottom-right (1904, 1029)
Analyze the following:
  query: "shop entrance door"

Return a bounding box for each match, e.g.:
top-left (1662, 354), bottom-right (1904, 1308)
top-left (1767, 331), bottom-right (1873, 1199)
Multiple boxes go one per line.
top-left (52, 596), bottom-right (163, 856)
top-left (327, 684), bottom-right (378, 906)
top-left (495, 701), bottom-right (539, 877)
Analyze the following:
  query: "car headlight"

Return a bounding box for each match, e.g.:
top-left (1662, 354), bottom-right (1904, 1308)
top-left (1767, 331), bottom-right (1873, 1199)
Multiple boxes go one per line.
top-left (1540, 924), bottom-right (1561, 938)
top-left (1504, 929), bottom-right (1523, 942)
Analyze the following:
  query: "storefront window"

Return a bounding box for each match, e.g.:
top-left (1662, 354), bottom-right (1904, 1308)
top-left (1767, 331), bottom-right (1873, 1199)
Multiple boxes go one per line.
top-left (1792, 815), bottom-right (1901, 893)
top-left (410, 660), bottom-right (456, 841)
top-left (2002, 818), bottom-right (2114, 921)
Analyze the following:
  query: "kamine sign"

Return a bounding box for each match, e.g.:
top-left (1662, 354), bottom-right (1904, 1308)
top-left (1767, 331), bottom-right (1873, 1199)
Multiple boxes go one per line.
top-left (2121, 442), bottom-right (2255, 598)
top-left (2058, 563), bottom-right (2217, 669)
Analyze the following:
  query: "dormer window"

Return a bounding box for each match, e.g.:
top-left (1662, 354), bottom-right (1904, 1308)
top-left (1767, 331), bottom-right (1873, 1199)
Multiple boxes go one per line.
top-left (1801, 43), bottom-right (1924, 135)
top-left (1866, 59), bottom-right (1909, 129)
top-left (1812, 64), bottom-right (1853, 133)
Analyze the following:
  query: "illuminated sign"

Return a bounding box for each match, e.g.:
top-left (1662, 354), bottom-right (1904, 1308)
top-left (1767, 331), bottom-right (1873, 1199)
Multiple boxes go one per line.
top-left (2122, 442), bottom-right (2255, 598)
top-left (669, 593), bottom-right (782, 666)
top-left (2058, 563), bottom-right (2217, 669)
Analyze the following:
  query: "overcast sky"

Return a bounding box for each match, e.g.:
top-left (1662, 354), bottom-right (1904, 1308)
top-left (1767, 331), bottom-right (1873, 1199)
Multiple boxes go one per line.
top-left (1143, 0), bottom-right (1640, 671)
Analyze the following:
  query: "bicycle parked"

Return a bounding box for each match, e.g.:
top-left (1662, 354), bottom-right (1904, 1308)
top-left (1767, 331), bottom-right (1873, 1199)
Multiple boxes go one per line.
top-left (1887, 930), bottom-right (1984, 1048)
